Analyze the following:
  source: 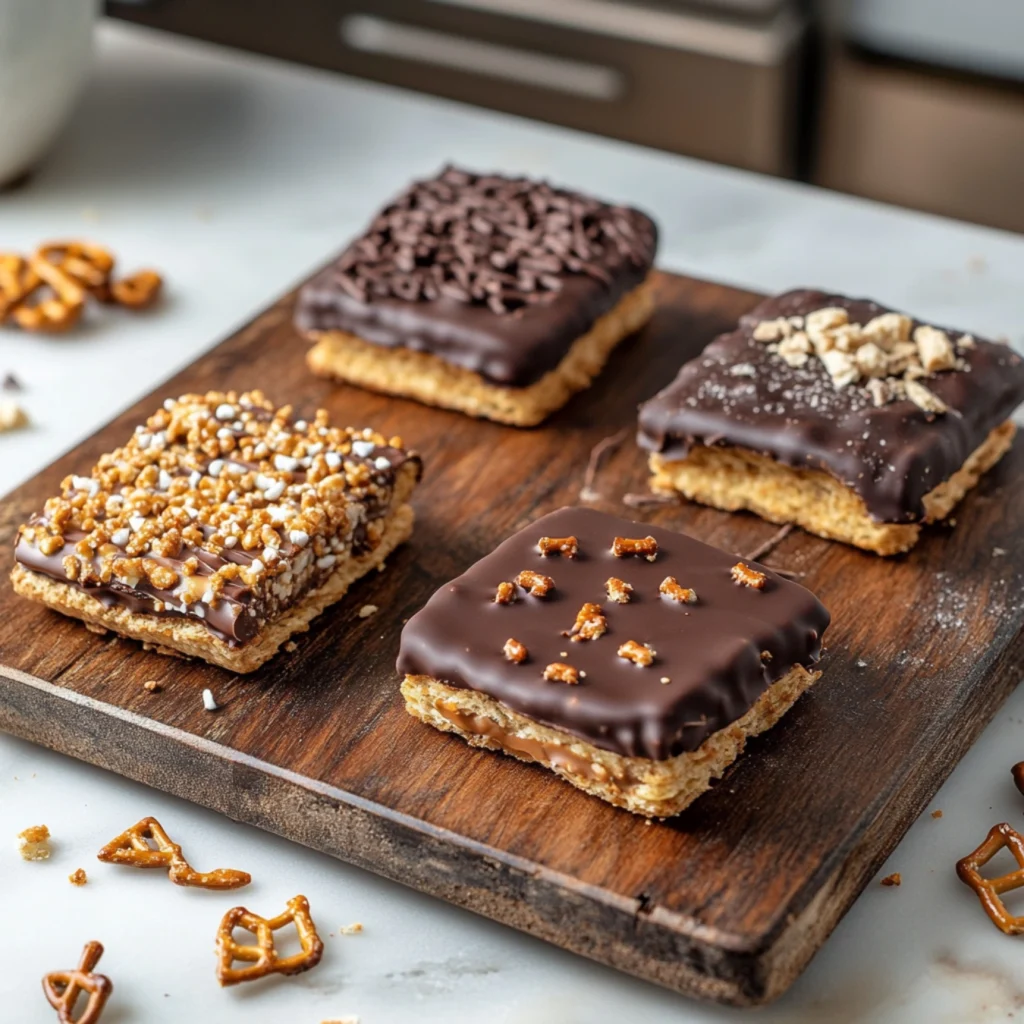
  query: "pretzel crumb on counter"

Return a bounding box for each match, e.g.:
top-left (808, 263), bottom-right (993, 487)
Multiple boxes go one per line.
top-left (731, 562), bottom-right (768, 590)
top-left (932, 809), bottom-right (944, 819)
top-left (18, 824), bottom-right (51, 861)
top-left (880, 873), bottom-right (901, 887)
top-left (338, 922), bottom-right (363, 935)
top-left (0, 399), bottom-right (28, 432)
top-left (142, 680), bottom-right (161, 693)
top-left (69, 868), bottom-right (88, 886)
top-left (357, 603), bottom-right (378, 619)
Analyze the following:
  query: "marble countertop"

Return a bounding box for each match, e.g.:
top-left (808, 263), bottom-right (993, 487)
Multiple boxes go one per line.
top-left (3, 20), bottom-right (1024, 1024)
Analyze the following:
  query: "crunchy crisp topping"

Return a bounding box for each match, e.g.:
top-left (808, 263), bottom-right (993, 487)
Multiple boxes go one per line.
top-left (538, 535), bottom-right (578, 558)
top-left (611, 535), bottom-right (658, 560)
top-left (659, 577), bottom-right (697, 603)
top-left (15, 390), bottom-right (412, 641)
top-left (504, 638), bottom-right (527, 663)
top-left (564, 602), bottom-right (607, 642)
top-left (494, 581), bottom-right (516, 605)
top-left (514, 569), bottom-right (554, 597)
top-left (751, 304), bottom-right (973, 409)
top-left (617, 640), bottom-right (655, 666)
top-left (731, 562), bottom-right (768, 589)
top-left (543, 662), bottom-right (579, 685)
top-left (605, 577), bottom-right (633, 603)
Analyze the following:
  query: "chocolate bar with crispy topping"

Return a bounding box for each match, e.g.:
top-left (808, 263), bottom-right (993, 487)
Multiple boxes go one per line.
top-left (398, 506), bottom-right (829, 817)
top-left (296, 166), bottom-right (658, 426)
top-left (11, 390), bottom-right (420, 672)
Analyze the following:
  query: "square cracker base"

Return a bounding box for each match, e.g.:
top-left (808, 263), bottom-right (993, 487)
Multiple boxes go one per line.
top-left (648, 420), bottom-right (1016, 557)
top-left (306, 276), bottom-right (656, 427)
top-left (11, 498), bottom-right (415, 675)
top-left (401, 665), bottom-right (820, 818)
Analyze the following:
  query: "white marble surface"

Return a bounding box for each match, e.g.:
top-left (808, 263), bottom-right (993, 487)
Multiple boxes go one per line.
top-left (2, 21), bottom-right (1024, 1024)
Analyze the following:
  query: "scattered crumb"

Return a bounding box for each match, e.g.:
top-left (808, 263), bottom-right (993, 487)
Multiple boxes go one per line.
top-left (855, 659), bottom-right (868, 669)
top-left (993, 547), bottom-right (1007, 557)
top-left (18, 824), bottom-right (51, 861)
top-left (202, 688), bottom-right (219, 712)
top-left (339, 922), bottom-right (363, 935)
top-left (2, 372), bottom-right (22, 391)
top-left (0, 399), bottom-right (28, 432)
top-left (69, 868), bottom-right (87, 886)
top-left (321, 1017), bottom-right (360, 1024)
top-left (358, 604), bottom-right (378, 619)
top-left (284, 640), bottom-right (298, 652)
top-left (931, 809), bottom-right (943, 819)
top-left (142, 680), bottom-right (161, 693)
top-left (880, 872), bottom-right (901, 887)
top-left (660, 676), bottom-right (671, 685)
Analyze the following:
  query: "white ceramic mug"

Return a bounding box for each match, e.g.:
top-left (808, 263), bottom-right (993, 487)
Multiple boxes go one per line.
top-left (0, 0), bottom-right (99, 187)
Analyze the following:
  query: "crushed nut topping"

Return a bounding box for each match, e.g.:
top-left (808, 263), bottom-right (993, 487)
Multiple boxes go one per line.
top-left (611, 535), bottom-right (658, 560)
top-left (514, 569), bottom-right (554, 597)
top-left (14, 390), bottom-right (412, 638)
top-left (504, 638), bottom-right (528, 663)
top-left (564, 602), bottom-right (607, 642)
top-left (538, 535), bottom-right (579, 558)
top-left (659, 577), bottom-right (697, 603)
top-left (543, 662), bottom-right (580, 685)
top-left (604, 577), bottom-right (633, 603)
top-left (752, 305), bottom-right (973, 410)
top-left (494, 581), bottom-right (516, 604)
top-left (731, 562), bottom-right (767, 589)
top-left (617, 640), bottom-right (655, 666)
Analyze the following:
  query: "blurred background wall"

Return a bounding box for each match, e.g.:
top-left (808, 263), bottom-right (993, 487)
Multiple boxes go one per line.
top-left (106, 0), bottom-right (1024, 233)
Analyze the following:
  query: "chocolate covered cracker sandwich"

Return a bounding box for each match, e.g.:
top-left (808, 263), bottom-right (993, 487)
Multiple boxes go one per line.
top-left (12, 390), bottom-right (420, 672)
top-left (398, 506), bottom-right (829, 818)
top-left (638, 289), bottom-right (1024, 555)
top-left (296, 166), bottom-right (658, 426)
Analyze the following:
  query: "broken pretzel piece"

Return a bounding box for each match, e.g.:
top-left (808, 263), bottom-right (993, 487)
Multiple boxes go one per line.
top-left (611, 535), bottom-right (658, 560)
top-left (538, 535), bottom-right (579, 558)
top-left (514, 569), bottom-right (554, 597)
top-left (543, 662), bottom-right (579, 685)
top-left (731, 562), bottom-right (768, 590)
top-left (97, 816), bottom-right (250, 890)
top-left (617, 640), bottom-right (655, 666)
top-left (215, 894), bottom-right (324, 986)
top-left (564, 601), bottom-right (607, 642)
top-left (503, 638), bottom-right (527, 663)
top-left (42, 940), bottom-right (113, 1024)
top-left (659, 576), bottom-right (697, 604)
top-left (956, 822), bottom-right (1024, 935)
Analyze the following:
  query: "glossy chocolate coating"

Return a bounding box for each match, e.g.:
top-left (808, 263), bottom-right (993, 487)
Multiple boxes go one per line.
top-left (294, 167), bottom-right (657, 388)
top-left (398, 506), bottom-right (829, 760)
top-left (637, 289), bottom-right (1024, 523)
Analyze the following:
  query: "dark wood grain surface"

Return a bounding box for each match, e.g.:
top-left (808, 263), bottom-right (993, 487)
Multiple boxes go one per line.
top-left (1, 272), bottom-right (1022, 1006)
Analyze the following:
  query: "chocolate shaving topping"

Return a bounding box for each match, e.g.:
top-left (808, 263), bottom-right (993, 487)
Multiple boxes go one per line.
top-left (329, 166), bottom-right (656, 316)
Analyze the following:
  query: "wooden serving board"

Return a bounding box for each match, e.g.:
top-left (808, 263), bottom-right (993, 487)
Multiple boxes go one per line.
top-left (2, 272), bottom-right (1022, 1007)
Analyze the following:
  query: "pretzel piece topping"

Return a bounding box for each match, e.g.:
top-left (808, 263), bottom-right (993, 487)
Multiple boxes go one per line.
top-left (538, 535), bottom-right (578, 558)
top-left (611, 535), bottom-right (658, 561)
top-left (97, 816), bottom-right (250, 890)
top-left (514, 569), bottom-right (554, 597)
top-left (660, 576), bottom-right (697, 603)
top-left (543, 662), bottom-right (580, 685)
top-left (109, 269), bottom-right (163, 309)
top-left (605, 577), bottom-right (633, 603)
top-left (494, 581), bottom-right (516, 605)
top-left (956, 823), bottom-right (1024, 934)
top-left (618, 640), bottom-right (655, 666)
top-left (562, 601), bottom-right (607, 642)
top-left (215, 894), bottom-right (324, 986)
top-left (731, 562), bottom-right (768, 590)
top-left (504, 638), bottom-right (528, 663)
top-left (42, 940), bottom-right (113, 1024)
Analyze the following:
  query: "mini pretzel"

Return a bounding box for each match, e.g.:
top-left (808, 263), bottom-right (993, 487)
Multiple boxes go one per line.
top-left (97, 816), bottom-right (250, 890)
top-left (36, 241), bottom-right (115, 294)
top-left (956, 823), bottom-right (1024, 934)
top-left (12, 256), bottom-right (85, 333)
top-left (42, 940), bottom-right (113, 1024)
top-left (215, 894), bottom-right (324, 986)
top-left (611, 535), bottom-right (658, 561)
top-left (109, 269), bottom-right (162, 308)
top-left (0, 254), bottom-right (40, 319)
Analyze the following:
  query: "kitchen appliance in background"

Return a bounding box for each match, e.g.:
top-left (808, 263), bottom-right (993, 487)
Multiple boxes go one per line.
top-left (816, 0), bottom-right (1024, 233)
top-left (105, 0), bottom-right (808, 177)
